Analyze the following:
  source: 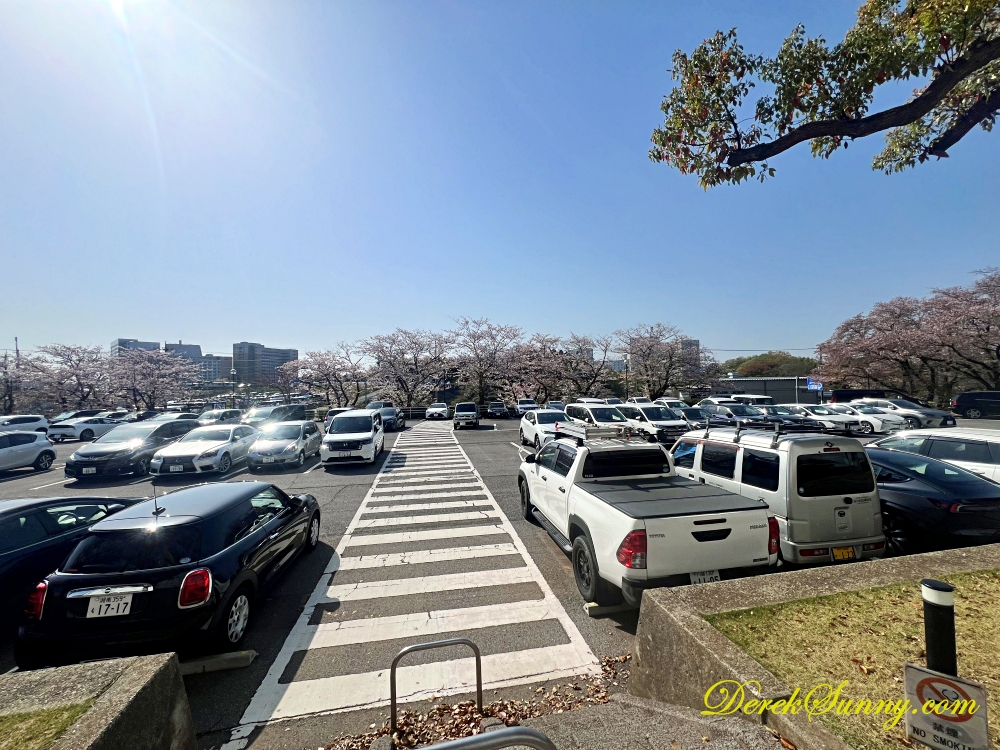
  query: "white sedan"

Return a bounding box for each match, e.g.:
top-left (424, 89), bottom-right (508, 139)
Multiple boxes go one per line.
top-left (826, 404), bottom-right (906, 434)
top-left (519, 409), bottom-right (569, 449)
top-left (47, 417), bottom-right (123, 442)
top-left (779, 405), bottom-right (861, 431)
top-left (150, 425), bottom-right (258, 476)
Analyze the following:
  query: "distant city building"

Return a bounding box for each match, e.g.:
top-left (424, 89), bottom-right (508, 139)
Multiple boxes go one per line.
top-left (164, 341), bottom-right (203, 360)
top-left (200, 354), bottom-right (234, 383)
top-left (681, 339), bottom-right (700, 355)
top-left (110, 338), bottom-right (160, 357)
top-left (609, 358), bottom-right (627, 373)
top-left (233, 342), bottom-right (298, 385)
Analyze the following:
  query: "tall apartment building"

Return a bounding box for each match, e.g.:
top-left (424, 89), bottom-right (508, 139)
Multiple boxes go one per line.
top-left (232, 342), bottom-right (298, 385)
top-left (200, 354), bottom-right (234, 383)
top-left (110, 338), bottom-right (160, 356)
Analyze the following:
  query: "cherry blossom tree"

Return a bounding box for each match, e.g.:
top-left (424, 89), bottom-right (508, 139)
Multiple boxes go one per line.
top-left (110, 349), bottom-right (201, 409)
top-left (560, 334), bottom-right (615, 398)
top-left (450, 318), bottom-right (523, 404)
top-left (31, 345), bottom-right (113, 411)
top-left (650, 1), bottom-right (1000, 187)
top-left (615, 323), bottom-right (701, 400)
top-left (296, 345), bottom-right (370, 407)
top-left (363, 329), bottom-right (453, 407)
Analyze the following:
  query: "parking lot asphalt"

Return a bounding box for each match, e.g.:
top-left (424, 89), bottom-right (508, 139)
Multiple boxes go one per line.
top-left (2, 416), bottom-right (998, 750)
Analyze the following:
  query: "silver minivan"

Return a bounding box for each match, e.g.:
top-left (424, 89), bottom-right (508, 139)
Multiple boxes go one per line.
top-left (671, 428), bottom-right (885, 565)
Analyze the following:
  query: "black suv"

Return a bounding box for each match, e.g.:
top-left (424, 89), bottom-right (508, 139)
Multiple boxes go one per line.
top-left (951, 391), bottom-right (1000, 419)
top-left (486, 402), bottom-right (508, 418)
top-left (15, 481), bottom-right (319, 669)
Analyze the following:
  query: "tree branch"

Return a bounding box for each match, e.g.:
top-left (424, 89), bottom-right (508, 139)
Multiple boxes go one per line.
top-left (726, 36), bottom-right (1000, 167)
top-left (928, 86), bottom-right (1000, 155)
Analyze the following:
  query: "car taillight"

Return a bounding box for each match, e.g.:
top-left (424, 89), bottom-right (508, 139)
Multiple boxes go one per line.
top-left (768, 518), bottom-right (780, 555)
top-left (928, 498), bottom-right (963, 513)
top-left (178, 568), bottom-right (212, 608)
top-left (863, 541), bottom-right (885, 551)
top-left (800, 548), bottom-right (829, 557)
top-left (25, 582), bottom-right (47, 620)
top-left (951, 399), bottom-right (958, 407)
top-left (616, 530), bottom-right (647, 569)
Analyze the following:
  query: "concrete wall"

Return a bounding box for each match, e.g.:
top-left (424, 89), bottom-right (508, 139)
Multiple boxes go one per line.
top-left (0, 653), bottom-right (196, 750)
top-left (630, 543), bottom-right (1000, 750)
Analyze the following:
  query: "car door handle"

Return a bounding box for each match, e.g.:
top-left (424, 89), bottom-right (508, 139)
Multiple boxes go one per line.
top-left (268, 532), bottom-right (279, 540)
top-left (542, 476), bottom-right (547, 481)
top-left (558, 486), bottom-right (565, 493)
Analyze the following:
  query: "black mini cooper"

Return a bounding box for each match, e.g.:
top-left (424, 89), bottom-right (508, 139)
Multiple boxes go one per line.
top-left (15, 481), bottom-right (320, 669)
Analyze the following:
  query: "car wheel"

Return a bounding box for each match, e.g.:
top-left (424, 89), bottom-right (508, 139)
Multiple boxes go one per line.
top-left (518, 479), bottom-right (536, 523)
top-left (133, 457), bottom-right (151, 476)
top-left (80, 429), bottom-right (95, 441)
top-left (216, 586), bottom-right (253, 649)
top-left (534, 435), bottom-right (541, 450)
top-left (905, 417), bottom-right (921, 429)
top-left (519, 429), bottom-right (527, 446)
top-left (306, 512), bottom-right (321, 552)
top-left (571, 535), bottom-right (623, 607)
top-left (883, 511), bottom-right (918, 557)
top-left (33, 451), bottom-right (55, 471)
top-left (296, 451), bottom-right (305, 468)
top-left (964, 408), bottom-right (982, 419)
top-left (859, 421), bottom-right (874, 434)
top-left (218, 453), bottom-right (232, 474)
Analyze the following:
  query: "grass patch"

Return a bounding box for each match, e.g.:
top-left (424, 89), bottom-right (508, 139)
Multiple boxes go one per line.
top-left (0, 703), bottom-right (90, 750)
top-left (707, 569), bottom-right (1000, 750)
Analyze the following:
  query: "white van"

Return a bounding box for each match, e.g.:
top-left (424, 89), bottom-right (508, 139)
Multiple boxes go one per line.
top-left (670, 427), bottom-right (885, 564)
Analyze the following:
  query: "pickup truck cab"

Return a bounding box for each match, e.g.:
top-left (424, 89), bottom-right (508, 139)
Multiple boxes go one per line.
top-left (670, 427), bottom-right (885, 565)
top-left (518, 424), bottom-right (778, 607)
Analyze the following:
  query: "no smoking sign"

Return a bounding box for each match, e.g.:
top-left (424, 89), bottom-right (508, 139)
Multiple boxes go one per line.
top-left (904, 664), bottom-right (990, 750)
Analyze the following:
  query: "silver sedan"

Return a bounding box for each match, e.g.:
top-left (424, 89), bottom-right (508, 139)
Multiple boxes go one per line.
top-left (150, 425), bottom-right (258, 475)
top-left (248, 420), bottom-right (323, 471)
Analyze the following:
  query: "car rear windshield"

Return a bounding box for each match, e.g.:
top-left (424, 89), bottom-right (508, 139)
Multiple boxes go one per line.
top-left (582, 449), bottom-right (669, 479)
top-left (796, 452), bottom-right (875, 497)
top-left (64, 526), bottom-right (203, 573)
top-left (536, 412), bottom-right (568, 424)
top-left (260, 424), bottom-right (301, 440)
top-left (330, 416), bottom-right (373, 433)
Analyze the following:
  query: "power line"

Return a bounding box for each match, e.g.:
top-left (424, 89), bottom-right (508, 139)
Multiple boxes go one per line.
top-left (705, 348), bottom-right (817, 352)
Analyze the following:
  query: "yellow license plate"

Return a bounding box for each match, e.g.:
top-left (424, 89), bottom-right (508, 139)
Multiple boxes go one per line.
top-left (832, 546), bottom-right (856, 561)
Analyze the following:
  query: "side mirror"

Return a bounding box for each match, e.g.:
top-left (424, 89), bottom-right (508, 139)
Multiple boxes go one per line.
top-left (288, 494), bottom-right (304, 508)
top-left (524, 454), bottom-right (536, 464)
top-left (107, 503), bottom-right (126, 514)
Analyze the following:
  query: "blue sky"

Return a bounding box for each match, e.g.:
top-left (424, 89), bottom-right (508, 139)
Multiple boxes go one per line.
top-left (1, 1), bottom-right (995, 358)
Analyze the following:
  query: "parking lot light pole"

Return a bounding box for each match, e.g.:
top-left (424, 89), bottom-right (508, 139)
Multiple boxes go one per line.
top-left (230, 369), bottom-right (237, 409)
top-left (624, 354), bottom-right (630, 400)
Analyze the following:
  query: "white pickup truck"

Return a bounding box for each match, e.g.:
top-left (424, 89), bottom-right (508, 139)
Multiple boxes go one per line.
top-left (517, 424), bottom-right (779, 607)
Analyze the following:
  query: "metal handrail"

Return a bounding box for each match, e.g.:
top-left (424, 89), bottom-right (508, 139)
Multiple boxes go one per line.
top-left (424, 726), bottom-right (558, 750)
top-left (390, 638), bottom-right (483, 735)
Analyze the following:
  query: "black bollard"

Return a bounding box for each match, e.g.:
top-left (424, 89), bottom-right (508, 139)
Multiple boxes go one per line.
top-left (921, 579), bottom-right (957, 676)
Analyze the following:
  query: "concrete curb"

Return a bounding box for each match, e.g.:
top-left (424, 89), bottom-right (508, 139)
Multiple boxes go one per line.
top-left (629, 542), bottom-right (1000, 750)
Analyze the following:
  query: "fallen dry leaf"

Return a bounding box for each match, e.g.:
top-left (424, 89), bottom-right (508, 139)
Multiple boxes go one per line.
top-left (779, 738), bottom-right (798, 750)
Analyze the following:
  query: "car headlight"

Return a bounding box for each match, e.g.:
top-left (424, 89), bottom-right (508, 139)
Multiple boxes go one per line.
top-left (282, 442), bottom-right (299, 453)
top-left (360, 437), bottom-right (373, 445)
top-left (198, 447), bottom-right (221, 459)
top-left (69, 452), bottom-right (80, 461)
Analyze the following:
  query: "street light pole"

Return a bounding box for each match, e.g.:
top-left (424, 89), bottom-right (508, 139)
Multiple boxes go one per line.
top-left (624, 355), bottom-right (630, 400)
top-left (230, 369), bottom-right (237, 409)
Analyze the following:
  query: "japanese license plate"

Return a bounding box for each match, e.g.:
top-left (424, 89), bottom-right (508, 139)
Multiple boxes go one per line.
top-left (689, 570), bottom-right (721, 585)
top-left (832, 546), bottom-right (856, 561)
top-left (169, 465), bottom-right (184, 472)
top-left (87, 594), bottom-right (132, 618)
top-left (339, 451), bottom-right (352, 457)
top-left (262, 457), bottom-right (274, 463)
top-left (81, 467), bottom-right (97, 475)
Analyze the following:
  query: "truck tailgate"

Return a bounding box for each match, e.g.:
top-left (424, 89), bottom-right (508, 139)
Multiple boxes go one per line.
top-left (576, 477), bottom-right (771, 576)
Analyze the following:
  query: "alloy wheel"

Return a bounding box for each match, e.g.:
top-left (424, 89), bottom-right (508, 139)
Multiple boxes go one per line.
top-left (227, 594), bottom-right (250, 643)
top-left (534, 435), bottom-right (541, 450)
top-left (297, 451), bottom-right (305, 467)
top-left (965, 408), bottom-right (982, 419)
top-left (218, 454), bottom-right (232, 474)
top-left (859, 422), bottom-right (874, 434)
top-left (35, 453), bottom-right (54, 470)
top-left (574, 546), bottom-right (593, 591)
top-left (309, 516), bottom-right (320, 547)
top-left (883, 513), bottom-right (911, 557)
top-left (135, 457), bottom-right (150, 476)
top-left (80, 430), bottom-right (94, 441)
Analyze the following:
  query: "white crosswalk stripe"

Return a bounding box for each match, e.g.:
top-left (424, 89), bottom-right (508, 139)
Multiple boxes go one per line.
top-left (224, 421), bottom-right (598, 748)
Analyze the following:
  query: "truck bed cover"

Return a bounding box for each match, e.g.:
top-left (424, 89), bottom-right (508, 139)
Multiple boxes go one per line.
top-left (575, 476), bottom-right (767, 519)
